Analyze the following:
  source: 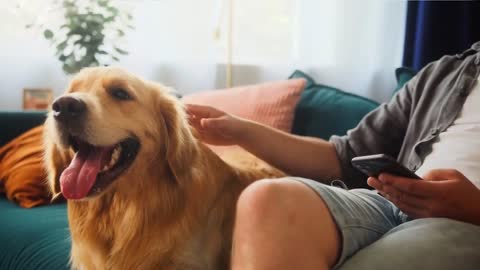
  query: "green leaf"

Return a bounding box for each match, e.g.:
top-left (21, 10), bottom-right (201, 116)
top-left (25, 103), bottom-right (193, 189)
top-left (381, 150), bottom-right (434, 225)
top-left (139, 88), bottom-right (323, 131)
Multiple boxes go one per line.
top-left (44, 29), bottom-right (54, 39)
top-left (105, 16), bottom-right (115, 23)
top-left (56, 41), bottom-right (68, 51)
top-left (107, 7), bottom-right (119, 16)
top-left (114, 47), bottom-right (128, 55)
top-left (62, 63), bottom-right (76, 74)
top-left (59, 55), bottom-right (68, 62)
top-left (112, 55), bottom-right (120, 61)
top-left (98, 0), bottom-right (109, 7)
top-left (73, 39), bottom-right (83, 46)
top-left (59, 52), bottom-right (74, 62)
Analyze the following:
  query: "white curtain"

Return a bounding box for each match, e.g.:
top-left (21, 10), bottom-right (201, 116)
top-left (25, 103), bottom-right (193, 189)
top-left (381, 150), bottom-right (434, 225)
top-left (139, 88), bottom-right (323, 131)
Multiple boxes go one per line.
top-left (118, 0), bottom-right (407, 102)
top-left (293, 0), bottom-right (407, 102)
top-left (0, 0), bottom-right (406, 110)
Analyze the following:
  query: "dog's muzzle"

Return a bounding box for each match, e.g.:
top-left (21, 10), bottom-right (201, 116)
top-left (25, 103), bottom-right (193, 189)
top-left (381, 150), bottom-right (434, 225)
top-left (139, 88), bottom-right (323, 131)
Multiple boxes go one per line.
top-left (52, 96), bottom-right (86, 124)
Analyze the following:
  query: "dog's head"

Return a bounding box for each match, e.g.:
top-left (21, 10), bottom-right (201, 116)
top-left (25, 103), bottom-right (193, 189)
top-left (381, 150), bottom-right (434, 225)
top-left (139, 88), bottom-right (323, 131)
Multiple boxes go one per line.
top-left (44, 67), bottom-right (196, 200)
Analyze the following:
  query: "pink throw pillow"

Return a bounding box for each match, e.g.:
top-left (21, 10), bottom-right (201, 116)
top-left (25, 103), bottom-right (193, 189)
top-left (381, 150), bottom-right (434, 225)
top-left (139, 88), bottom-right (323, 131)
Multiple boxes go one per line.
top-left (182, 79), bottom-right (306, 133)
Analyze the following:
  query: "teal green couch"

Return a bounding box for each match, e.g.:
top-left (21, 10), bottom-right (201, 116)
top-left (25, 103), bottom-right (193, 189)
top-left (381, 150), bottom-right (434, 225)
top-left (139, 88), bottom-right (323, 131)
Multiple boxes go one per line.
top-left (0, 112), bottom-right (71, 270)
top-left (0, 69), bottom-right (413, 269)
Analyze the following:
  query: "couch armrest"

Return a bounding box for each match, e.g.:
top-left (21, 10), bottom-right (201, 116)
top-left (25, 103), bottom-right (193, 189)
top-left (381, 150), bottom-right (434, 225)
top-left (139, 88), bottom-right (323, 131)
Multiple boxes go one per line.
top-left (0, 111), bottom-right (47, 147)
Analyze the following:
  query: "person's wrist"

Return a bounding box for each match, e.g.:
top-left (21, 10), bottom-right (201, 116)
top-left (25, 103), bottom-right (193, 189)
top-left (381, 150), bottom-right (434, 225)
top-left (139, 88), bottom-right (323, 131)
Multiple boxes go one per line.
top-left (236, 118), bottom-right (258, 148)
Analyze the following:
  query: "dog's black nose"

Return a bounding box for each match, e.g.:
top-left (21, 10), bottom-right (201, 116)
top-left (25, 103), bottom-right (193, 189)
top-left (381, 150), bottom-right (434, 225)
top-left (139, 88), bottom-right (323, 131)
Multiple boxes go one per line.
top-left (52, 96), bottom-right (86, 122)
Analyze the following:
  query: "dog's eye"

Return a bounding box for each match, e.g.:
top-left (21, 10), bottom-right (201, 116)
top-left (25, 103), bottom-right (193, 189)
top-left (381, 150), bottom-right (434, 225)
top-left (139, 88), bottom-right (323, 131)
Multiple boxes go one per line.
top-left (110, 88), bottom-right (132, 100)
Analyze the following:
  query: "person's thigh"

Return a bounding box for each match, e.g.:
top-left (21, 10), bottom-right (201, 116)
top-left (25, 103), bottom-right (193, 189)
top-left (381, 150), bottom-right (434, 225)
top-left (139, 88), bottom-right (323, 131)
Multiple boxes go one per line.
top-left (338, 218), bottom-right (480, 270)
top-left (232, 177), bottom-right (342, 269)
top-left (290, 178), bottom-right (402, 268)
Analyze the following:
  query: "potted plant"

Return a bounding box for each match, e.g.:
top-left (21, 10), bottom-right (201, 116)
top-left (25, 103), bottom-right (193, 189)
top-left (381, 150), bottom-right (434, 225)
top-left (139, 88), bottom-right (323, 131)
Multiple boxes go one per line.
top-left (28, 0), bottom-right (133, 74)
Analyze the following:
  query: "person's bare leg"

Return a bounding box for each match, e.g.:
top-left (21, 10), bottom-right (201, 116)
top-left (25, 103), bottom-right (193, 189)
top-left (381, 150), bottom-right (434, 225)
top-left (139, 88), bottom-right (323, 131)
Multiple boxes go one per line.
top-left (231, 178), bottom-right (341, 270)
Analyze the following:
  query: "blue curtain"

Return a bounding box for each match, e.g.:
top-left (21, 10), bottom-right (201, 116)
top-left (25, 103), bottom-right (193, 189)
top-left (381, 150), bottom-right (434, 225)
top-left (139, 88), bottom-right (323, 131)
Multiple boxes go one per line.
top-left (403, 1), bottom-right (480, 71)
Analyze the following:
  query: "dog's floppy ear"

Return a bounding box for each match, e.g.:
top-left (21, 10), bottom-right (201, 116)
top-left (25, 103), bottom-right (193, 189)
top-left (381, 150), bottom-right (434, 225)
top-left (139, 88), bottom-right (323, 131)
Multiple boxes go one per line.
top-left (43, 122), bottom-right (72, 202)
top-left (154, 87), bottom-right (198, 183)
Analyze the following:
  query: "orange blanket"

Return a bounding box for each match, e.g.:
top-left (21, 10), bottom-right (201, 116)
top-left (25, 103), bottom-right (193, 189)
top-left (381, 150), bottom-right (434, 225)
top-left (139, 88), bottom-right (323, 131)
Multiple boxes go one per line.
top-left (0, 126), bottom-right (51, 208)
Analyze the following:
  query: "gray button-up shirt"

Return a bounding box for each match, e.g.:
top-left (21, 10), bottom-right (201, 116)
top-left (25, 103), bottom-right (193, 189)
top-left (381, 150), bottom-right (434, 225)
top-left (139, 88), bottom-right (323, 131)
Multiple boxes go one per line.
top-left (330, 42), bottom-right (480, 189)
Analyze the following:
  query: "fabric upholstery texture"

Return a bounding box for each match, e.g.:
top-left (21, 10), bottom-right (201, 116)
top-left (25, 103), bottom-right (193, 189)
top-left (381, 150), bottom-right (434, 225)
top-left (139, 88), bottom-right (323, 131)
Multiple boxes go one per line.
top-left (0, 197), bottom-right (69, 270)
top-left (289, 70), bottom-right (380, 139)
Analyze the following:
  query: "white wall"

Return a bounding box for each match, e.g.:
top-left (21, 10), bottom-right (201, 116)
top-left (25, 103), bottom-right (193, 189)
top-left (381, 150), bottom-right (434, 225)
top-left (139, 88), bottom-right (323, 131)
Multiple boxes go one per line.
top-left (0, 0), bottom-right (406, 110)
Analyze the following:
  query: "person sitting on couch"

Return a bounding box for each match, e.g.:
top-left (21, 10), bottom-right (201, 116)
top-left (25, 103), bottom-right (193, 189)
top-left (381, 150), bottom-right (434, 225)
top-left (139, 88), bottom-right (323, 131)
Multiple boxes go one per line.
top-left (186, 41), bottom-right (480, 270)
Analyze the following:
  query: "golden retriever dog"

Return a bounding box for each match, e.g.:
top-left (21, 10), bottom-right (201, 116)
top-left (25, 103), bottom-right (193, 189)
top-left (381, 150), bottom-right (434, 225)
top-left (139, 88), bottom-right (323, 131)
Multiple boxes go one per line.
top-left (44, 67), bottom-right (285, 270)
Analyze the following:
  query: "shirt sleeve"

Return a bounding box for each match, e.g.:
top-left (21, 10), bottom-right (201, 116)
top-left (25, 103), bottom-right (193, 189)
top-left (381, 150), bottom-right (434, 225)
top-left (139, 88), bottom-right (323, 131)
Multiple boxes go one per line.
top-left (329, 75), bottom-right (418, 189)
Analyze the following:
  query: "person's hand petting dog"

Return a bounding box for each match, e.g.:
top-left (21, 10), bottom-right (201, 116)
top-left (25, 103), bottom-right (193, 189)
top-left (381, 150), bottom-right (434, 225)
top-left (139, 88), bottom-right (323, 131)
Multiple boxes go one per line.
top-left (368, 169), bottom-right (480, 225)
top-left (185, 104), bottom-right (251, 146)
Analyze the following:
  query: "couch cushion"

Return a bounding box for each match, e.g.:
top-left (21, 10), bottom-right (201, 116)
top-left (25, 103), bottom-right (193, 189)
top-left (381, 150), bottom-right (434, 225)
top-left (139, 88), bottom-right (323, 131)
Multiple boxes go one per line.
top-left (0, 197), bottom-right (69, 270)
top-left (0, 111), bottom-right (46, 147)
top-left (394, 67), bottom-right (417, 94)
top-left (289, 70), bottom-right (379, 139)
top-left (183, 79), bottom-right (306, 133)
top-left (289, 70), bottom-right (316, 89)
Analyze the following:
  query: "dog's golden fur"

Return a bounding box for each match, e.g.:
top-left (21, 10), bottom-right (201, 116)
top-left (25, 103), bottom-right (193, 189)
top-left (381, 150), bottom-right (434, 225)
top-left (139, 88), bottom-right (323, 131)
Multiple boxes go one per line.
top-left (44, 67), bottom-right (285, 270)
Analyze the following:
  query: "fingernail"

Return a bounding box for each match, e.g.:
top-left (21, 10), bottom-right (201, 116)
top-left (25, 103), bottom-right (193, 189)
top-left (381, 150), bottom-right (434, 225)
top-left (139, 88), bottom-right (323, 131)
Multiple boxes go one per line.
top-left (202, 119), bottom-right (215, 128)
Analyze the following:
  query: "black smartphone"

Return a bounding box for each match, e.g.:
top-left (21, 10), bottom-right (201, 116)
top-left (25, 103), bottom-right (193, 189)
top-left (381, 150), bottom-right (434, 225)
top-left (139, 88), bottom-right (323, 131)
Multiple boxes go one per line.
top-left (351, 154), bottom-right (422, 180)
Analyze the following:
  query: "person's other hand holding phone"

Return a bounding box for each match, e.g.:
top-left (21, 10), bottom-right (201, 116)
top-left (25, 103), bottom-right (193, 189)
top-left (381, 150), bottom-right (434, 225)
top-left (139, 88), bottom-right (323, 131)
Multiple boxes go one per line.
top-left (367, 169), bottom-right (480, 225)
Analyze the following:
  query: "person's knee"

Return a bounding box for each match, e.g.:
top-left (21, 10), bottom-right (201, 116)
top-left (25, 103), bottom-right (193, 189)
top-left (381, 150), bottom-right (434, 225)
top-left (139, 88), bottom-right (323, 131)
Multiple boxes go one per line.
top-left (236, 178), bottom-right (291, 222)
top-left (235, 178), bottom-right (330, 225)
top-left (234, 178), bottom-right (342, 267)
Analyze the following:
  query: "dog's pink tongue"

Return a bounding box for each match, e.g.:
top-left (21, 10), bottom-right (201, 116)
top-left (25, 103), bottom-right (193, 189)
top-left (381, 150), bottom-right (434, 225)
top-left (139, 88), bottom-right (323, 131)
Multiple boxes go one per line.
top-left (60, 145), bottom-right (112, 200)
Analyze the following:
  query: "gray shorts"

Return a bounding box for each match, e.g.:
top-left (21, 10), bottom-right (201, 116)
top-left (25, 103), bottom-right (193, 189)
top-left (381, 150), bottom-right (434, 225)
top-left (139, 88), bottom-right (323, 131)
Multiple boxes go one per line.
top-left (291, 177), bottom-right (480, 270)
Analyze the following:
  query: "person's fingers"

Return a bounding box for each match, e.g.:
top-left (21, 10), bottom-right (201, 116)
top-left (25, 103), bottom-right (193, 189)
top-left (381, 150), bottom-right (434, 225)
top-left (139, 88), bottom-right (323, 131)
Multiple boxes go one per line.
top-left (381, 183), bottom-right (429, 206)
top-left (189, 118), bottom-right (203, 131)
top-left (379, 173), bottom-right (439, 197)
top-left (187, 114), bottom-right (203, 130)
top-left (185, 104), bottom-right (224, 118)
top-left (367, 177), bottom-right (381, 189)
top-left (372, 178), bottom-right (431, 218)
top-left (201, 118), bottom-right (227, 130)
top-left (388, 197), bottom-right (430, 219)
top-left (421, 169), bottom-right (464, 181)
top-left (369, 177), bottom-right (428, 207)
